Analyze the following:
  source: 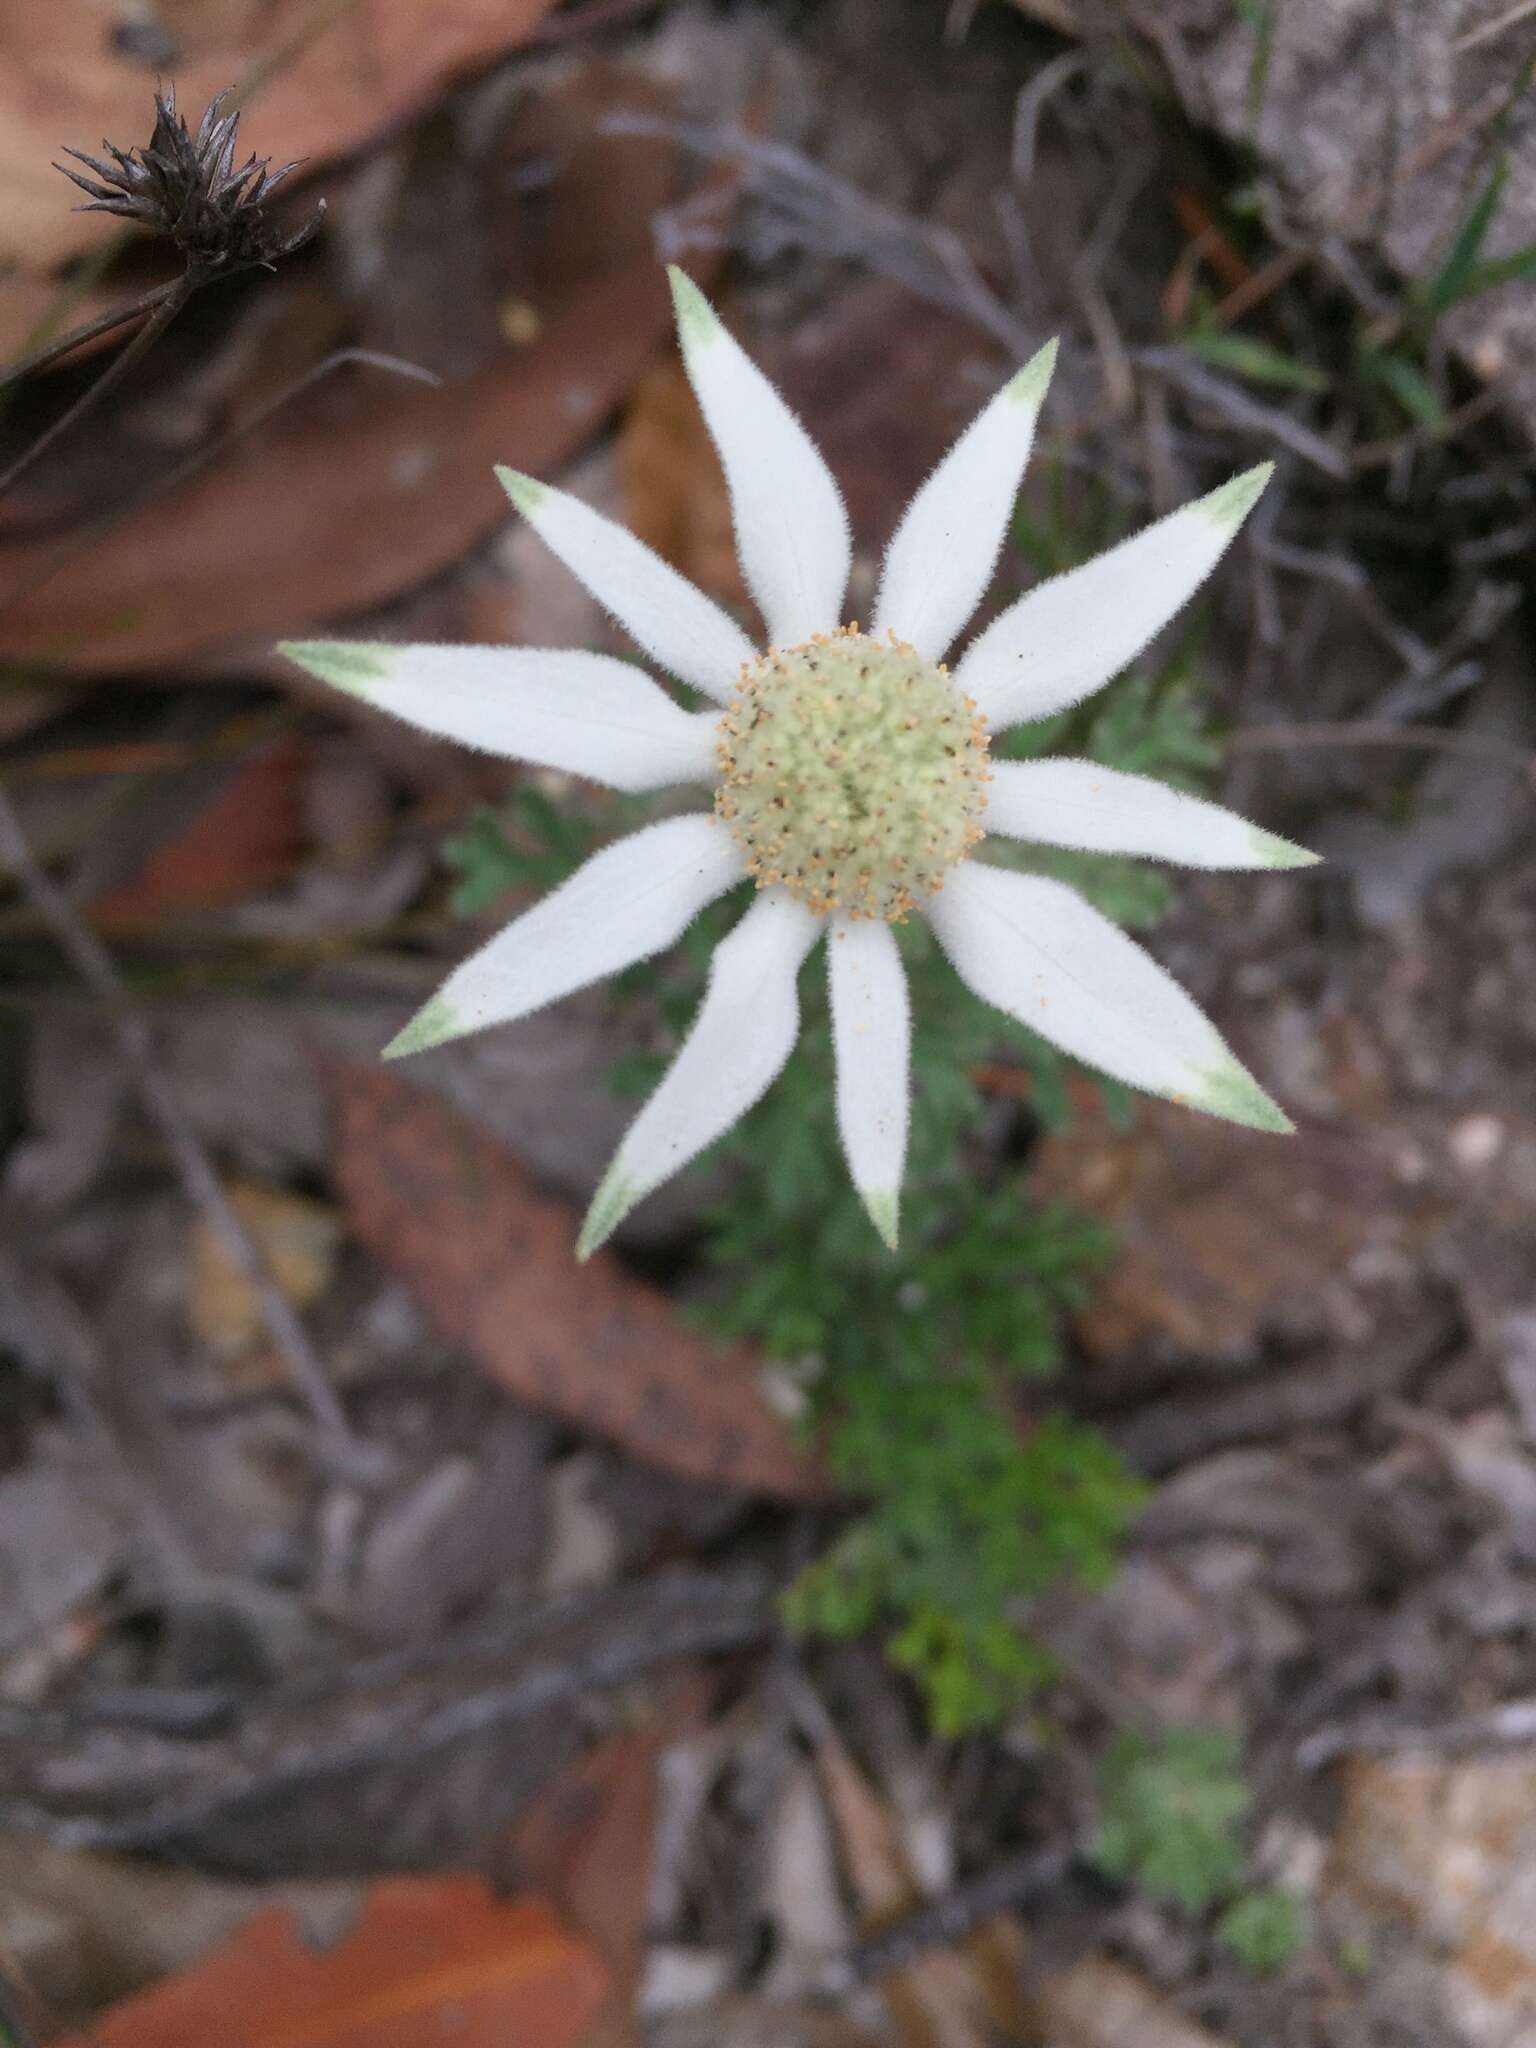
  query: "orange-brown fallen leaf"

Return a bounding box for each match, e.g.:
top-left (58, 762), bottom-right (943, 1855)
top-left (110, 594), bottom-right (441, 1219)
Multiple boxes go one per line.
top-left (50, 1876), bottom-right (608, 2048)
top-left (621, 352), bottom-right (748, 609)
top-left (91, 740), bottom-right (306, 926)
top-left (511, 1672), bottom-right (714, 2048)
top-left (1028, 1077), bottom-right (1406, 1358)
top-left (0, 2), bottom-right (558, 273)
top-left (328, 1061), bottom-right (827, 1500)
top-left (0, 1836), bottom-right (364, 2038)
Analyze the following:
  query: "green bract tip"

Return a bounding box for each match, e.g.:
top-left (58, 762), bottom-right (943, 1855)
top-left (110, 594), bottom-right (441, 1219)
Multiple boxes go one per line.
top-left (495, 466), bottom-right (547, 515)
top-left (863, 1188), bottom-right (901, 1252)
top-left (382, 994), bottom-right (460, 1061)
top-left (1250, 826), bottom-right (1321, 870)
top-left (577, 1161), bottom-right (639, 1262)
top-left (667, 265), bottom-right (718, 347)
top-left (1007, 335), bottom-right (1058, 408)
top-left (278, 640), bottom-right (387, 697)
top-left (1201, 462), bottom-right (1274, 532)
top-left (1192, 1057), bottom-right (1295, 1134)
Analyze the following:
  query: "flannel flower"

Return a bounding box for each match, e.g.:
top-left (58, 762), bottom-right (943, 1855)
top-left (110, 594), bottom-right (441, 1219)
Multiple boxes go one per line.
top-left (283, 270), bottom-right (1316, 1258)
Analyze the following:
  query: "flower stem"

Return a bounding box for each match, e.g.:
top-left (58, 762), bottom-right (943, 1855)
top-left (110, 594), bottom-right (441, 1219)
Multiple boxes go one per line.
top-left (0, 271), bottom-right (193, 499)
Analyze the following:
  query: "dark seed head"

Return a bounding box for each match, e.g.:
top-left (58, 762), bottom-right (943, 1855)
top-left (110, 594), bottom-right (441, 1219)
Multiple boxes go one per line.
top-left (56, 84), bottom-right (325, 275)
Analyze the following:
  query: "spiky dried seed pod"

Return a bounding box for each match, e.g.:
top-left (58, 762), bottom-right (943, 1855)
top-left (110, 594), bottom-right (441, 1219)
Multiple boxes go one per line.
top-left (56, 85), bottom-right (324, 275)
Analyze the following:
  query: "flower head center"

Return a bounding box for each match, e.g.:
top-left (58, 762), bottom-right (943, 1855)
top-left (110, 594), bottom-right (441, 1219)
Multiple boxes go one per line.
top-left (713, 626), bottom-right (991, 922)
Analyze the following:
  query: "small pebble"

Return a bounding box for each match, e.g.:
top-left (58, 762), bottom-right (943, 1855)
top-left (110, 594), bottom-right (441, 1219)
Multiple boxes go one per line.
top-left (1448, 1113), bottom-right (1505, 1172)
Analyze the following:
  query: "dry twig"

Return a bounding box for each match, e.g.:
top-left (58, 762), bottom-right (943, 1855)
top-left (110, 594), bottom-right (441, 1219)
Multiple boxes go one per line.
top-left (0, 787), bottom-right (377, 1479)
top-left (0, 1567), bottom-right (775, 1850)
top-left (1228, 720), bottom-right (1536, 787)
top-left (1299, 1697), bottom-right (1536, 1771)
top-left (822, 1843), bottom-right (1073, 1991)
top-left (1454, 0), bottom-right (1536, 53)
top-left (1134, 346), bottom-right (1350, 479)
top-left (1106, 1314), bottom-right (1459, 1477)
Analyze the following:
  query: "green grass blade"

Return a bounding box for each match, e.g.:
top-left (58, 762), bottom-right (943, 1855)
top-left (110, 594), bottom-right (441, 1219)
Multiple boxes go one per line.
top-left (1427, 156), bottom-right (1507, 313)
top-left (1358, 347), bottom-right (1445, 426)
top-left (1455, 241), bottom-right (1536, 302)
top-left (1186, 329), bottom-right (1330, 393)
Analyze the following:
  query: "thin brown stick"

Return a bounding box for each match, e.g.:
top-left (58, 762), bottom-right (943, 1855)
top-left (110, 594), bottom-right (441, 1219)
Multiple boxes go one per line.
top-left (1207, 245), bottom-right (1309, 331)
top-left (823, 1844), bottom-right (1074, 1990)
top-left (0, 276), bottom-right (192, 498)
top-left (0, 786), bottom-right (378, 1477)
top-left (0, 1566), bottom-right (773, 1849)
top-left (0, 279), bottom-right (181, 397)
top-left (1454, 0), bottom-right (1536, 52)
top-left (1227, 719), bottom-right (1536, 784)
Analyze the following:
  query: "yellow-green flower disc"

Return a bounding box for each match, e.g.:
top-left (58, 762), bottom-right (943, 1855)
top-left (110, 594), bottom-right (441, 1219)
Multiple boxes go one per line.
top-left (714, 627), bottom-right (991, 922)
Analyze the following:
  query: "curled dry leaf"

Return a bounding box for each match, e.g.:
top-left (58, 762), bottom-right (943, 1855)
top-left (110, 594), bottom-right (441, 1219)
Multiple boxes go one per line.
top-left (0, 1425), bottom-right (127, 1657)
top-left (0, 2), bottom-right (559, 272)
top-left (328, 1060), bottom-right (827, 1500)
top-left (48, 1875), bottom-right (608, 2048)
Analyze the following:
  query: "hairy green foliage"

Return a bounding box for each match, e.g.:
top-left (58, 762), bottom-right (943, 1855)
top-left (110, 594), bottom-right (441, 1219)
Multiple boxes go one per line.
top-left (442, 788), bottom-right (616, 915)
top-left (689, 893), bottom-right (1146, 1730)
top-left (1095, 1727), bottom-right (1250, 1912)
top-left (1217, 1886), bottom-right (1309, 1973)
top-left (1095, 1726), bottom-right (1308, 1973)
top-left (436, 657), bottom-right (1218, 1730)
top-left (788, 1400), bottom-right (1144, 1733)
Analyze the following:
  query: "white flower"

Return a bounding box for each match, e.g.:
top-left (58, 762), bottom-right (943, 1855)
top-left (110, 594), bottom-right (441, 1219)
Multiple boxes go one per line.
top-left (283, 270), bottom-right (1316, 1258)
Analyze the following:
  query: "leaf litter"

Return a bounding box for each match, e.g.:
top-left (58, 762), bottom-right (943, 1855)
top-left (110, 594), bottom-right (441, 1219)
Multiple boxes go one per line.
top-left (3, 3), bottom-right (1536, 2047)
